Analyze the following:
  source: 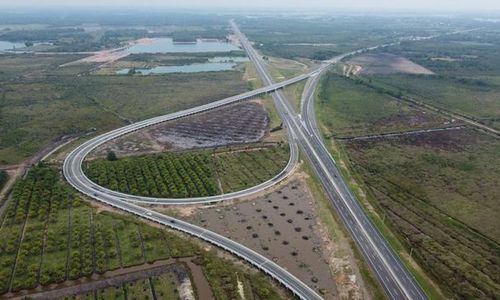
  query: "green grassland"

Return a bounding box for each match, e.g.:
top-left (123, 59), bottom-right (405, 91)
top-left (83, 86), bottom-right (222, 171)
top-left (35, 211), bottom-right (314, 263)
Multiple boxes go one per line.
top-left (85, 145), bottom-right (289, 198)
top-left (0, 164), bottom-right (288, 298)
top-left (0, 54), bottom-right (249, 165)
top-left (362, 74), bottom-right (500, 130)
top-left (316, 73), bottom-right (447, 137)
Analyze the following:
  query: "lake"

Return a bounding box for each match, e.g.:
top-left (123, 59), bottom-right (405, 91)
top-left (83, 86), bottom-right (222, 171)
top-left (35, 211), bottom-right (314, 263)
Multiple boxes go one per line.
top-left (124, 38), bottom-right (240, 54)
top-left (116, 56), bottom-right (249, 75)
top-left (0, 41), bottom-right (26, 51)
top-left (117, 62), bottom-right (239, 75)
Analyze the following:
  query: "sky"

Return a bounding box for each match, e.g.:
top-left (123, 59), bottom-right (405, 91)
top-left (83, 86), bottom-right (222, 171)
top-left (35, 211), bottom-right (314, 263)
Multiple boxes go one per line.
top-left (1, 0), bottom-right (500, 12)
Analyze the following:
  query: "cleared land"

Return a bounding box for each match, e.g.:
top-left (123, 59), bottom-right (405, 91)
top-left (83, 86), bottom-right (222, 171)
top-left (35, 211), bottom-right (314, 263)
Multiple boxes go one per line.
top-left (0, 54), bottom-right (248, 166)
top-left (346, 53), bottom-right (434, 75)
top-left (0, 165), bottom-right (287, 299)
top-left (91, 102), bottom-right (270, 157)
top-left (85, 145), bottom-right (289, 198)
top-left (180, 179), bottom-right (366, 299)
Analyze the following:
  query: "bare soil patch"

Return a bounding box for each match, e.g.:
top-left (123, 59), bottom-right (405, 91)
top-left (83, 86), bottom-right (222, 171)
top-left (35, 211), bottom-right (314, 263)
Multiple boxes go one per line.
top-left (182, 180), bottom-right (343, 298)
top-left (91, 102), bottom-right (270, 158)
top-left (347, 53), bottom-right (434, 75)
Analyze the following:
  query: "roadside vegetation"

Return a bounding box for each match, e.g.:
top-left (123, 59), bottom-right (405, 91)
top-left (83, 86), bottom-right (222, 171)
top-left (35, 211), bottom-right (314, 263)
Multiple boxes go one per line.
top-left (317, 73), bottom-right (448, 137)
top-left (0, 164), bottom-right (287, 299)
top-left (317, 28), bottom-right (500, 297)
top-left (85, 145), bottom-right (289, 198)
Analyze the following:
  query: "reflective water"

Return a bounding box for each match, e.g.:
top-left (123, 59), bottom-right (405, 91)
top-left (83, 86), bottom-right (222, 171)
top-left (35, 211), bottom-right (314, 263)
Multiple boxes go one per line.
top-left (0, 41), bottom-right (25, 51)
top-left (116, 56), bottom-right (248, 75)
top-left (124, 38), bottom-right (239, 54)
top-left (117, 62), bottom-right (237, 75)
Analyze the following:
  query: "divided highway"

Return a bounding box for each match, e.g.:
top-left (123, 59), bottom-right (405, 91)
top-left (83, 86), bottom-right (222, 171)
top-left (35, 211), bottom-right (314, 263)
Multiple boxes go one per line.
top-left (62, 20), bottom-right (444, 300)
top-left (231, 21), bottom-right (427, 300)
top-left (62, 36), bottom-right (323, 299)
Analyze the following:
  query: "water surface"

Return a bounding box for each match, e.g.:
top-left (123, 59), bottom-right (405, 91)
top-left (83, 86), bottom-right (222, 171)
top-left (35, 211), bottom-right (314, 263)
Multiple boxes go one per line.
top-left (0, 41), bottom-right (25, 51)
top-left (125, 38), bottom-right (239, 54)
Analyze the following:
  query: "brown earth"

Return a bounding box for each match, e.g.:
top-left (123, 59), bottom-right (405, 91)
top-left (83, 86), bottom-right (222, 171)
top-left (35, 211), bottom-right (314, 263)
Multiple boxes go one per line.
top-left (175, 178), bottom-right (366, 299)
top-left (90, 101), bottom-right (270, 158)
top-left (347, 53), bottom-right (434, 75)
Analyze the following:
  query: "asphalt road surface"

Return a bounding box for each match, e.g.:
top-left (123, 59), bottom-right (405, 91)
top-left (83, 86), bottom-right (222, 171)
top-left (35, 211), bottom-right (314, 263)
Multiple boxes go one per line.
top-left (61, 20), bottom-right (445, 300)
top-left (231, 20), bottom-right (427, 300)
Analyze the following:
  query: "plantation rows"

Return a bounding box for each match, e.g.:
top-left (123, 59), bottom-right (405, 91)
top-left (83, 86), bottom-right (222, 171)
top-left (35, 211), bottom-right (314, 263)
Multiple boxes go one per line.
top-left (0, 164), bottom-right (196, 293)
top-left (85, 145), bottom-right (289, 198)
top-left (86, 152), bottom-right (218, 198)
top-left (215, 146), bottom-right (290, 193)
top-left (358, 169), bottom-right (500, 299)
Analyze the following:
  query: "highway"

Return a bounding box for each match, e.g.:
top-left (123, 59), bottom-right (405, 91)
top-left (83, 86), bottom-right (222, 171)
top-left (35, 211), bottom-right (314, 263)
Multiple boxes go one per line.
top-left (63, 71), bottom-right (317, 205)
top-left (62, 35), bottom-right (324, 299)
top-left (61, 20), bottom-right (442, 300)
top-left (231, 21), bottom-right (427, 300)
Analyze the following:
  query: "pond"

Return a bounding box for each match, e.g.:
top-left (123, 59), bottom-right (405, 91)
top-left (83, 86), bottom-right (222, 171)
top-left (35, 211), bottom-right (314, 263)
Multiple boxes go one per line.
top-left (117, 62), bottom-right (239, 75)
top-left (124, 38), bottom-right (240, 54)
top-left (0, 41), bottom-right (26, 51)
top-left (116, 56), bottom-right (249, 75)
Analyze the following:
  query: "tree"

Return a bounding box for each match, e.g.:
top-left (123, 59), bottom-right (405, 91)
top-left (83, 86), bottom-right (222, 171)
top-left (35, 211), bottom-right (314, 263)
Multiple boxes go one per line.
top-left (107, 151), bottom-right (118, 161)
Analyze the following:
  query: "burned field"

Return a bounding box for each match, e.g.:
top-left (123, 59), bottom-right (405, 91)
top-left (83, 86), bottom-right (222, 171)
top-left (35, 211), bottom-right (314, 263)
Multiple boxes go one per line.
top-left (150, 101), bottom-right (269, 149)
top-left (92, 101), bottom-right (270, 158)
top-left (340, 128), bottom-right (500, 298)
top-left (181, 180), bottom-right (360, 299)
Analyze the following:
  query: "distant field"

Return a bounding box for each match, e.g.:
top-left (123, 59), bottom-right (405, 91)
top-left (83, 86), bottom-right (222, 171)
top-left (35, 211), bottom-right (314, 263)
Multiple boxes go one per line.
top-left (341, 129), bottom-right (500, 298)
top-left (362, 28), bottom-right (500, 130)
top-left (0, 165), bottom-right (286, 299)
top-left (346, 53), bottom-right (434, 75)
top-left (238, 15), bottom-right (473, 60)
top-left (85, 145), bottom-right (289, 198)
top-left (381, 28), bottom-right (500, 77)
top-left (0, 54), bottom-right (249, 165)
top-left (364, 74), bottom-right (500, 130)
top-left (316, 73), bottom-right (448, 137)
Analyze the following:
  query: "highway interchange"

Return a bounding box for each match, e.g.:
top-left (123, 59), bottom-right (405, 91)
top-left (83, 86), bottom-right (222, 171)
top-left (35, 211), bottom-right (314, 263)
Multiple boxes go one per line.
top-left (64, 21), bottom-right (431, 300)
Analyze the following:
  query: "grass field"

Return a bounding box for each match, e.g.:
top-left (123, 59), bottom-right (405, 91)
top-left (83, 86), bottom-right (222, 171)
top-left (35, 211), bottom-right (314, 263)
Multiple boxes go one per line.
top-left (0, 164), bottom-right (288, 298)
top-left (362, 28), bottom-right (500, 130)
top-left (85, 145), bottom-right (289, 198)
top-left (364, 74), bottom-right (500, 130)
top-left (340, 129), bottom-right (500, 298)
top-left (317, 65), bottom-right (500, 298)
top-left (316, 73), bottom-right (447, 137)
top-left (0, 54), bottom-right (249, 165)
